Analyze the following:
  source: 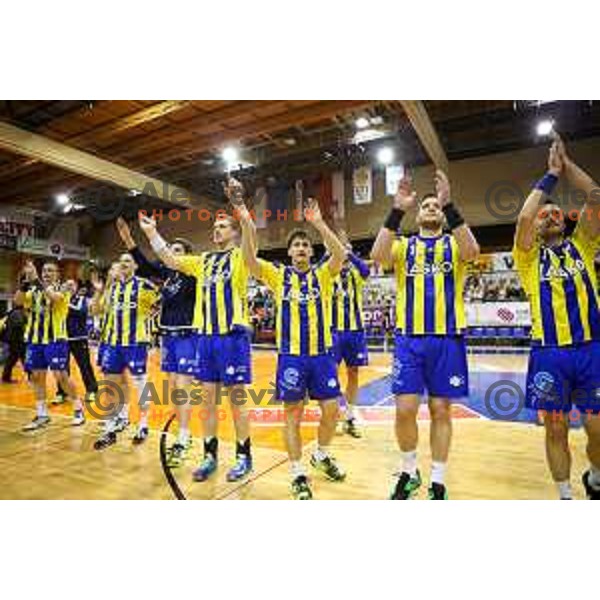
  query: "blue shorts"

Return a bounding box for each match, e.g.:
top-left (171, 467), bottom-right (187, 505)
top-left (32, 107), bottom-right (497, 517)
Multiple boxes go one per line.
top-left (392, 334), bottom-right (468, 399)
top-left (276, 353), bottom-right (341, 402)
top-left (161, 333), bottom-right (198, 375)
top-left (332, 330), bottom-right (369, 367)
top-left (195, 329), bottom-right (252, 386)
top-left (25, 342), bottom-right (69, 372)
top-left (525, 341), bottom-right (600, 414)
top-left (101, 345), bottom-right (148, 375)
top-left (96, 342), bottom-right (107, 367)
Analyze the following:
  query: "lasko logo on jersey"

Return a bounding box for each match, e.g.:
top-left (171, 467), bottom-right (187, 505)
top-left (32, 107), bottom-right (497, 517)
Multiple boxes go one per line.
top-left (113, 301), bottom-right (139, 310)
top-left (281, 288), bottom-right (322, 303)
top-left (202, 271), bottom-right (233, 286)
top-left (539, 260), bottom-right (586, 281)
top-left (407, 261), bottom-right (453, 276)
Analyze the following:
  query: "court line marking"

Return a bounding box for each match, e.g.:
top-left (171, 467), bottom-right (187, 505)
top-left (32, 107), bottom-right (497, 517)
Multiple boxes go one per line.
top-left (0, 404), bottom-right (98, 459)
top-left (215, 440), bottom-right (319, 500)
top-left (469, 362), bottom-right (527, 374)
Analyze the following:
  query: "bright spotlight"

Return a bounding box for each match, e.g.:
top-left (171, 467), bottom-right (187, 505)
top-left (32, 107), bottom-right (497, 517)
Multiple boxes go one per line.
top-left (377, 147), bottom-right (394, 165)
top-left (56, 193), bottom-right (70, 206)
top-left (222, 147), bottom-right (239, 163)
top-left (536, 119), bottom-right (554, 137)
top-left (355, 117), bottom-right (370, 129)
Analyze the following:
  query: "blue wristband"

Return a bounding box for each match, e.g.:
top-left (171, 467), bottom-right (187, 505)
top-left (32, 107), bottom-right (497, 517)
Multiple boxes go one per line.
top-left (535, 173), bottom-right (559, 195)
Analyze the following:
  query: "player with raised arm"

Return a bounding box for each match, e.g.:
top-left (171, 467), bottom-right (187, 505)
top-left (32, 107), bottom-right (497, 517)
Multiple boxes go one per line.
top-left (235, 179), bottom-right (348, 500)
top-left (513, 138), bottom-right (600, 500)
top-left (90, 253), bottom-right (159, 450)
top-left (138, 203), bottom-right (254, 483)
top-left (371, 170), bottom-right (479, 499)
top-left (15, 260), bottom-right (86, 431)
top-left (116, 217), bottom-right (198, 467)
top-left (330, 231), bottom-right (371, 438)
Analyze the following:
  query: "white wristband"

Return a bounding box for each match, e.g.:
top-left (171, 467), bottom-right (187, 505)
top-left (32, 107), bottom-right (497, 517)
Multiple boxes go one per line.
top-left (150, 235), bottom-right (168, 254)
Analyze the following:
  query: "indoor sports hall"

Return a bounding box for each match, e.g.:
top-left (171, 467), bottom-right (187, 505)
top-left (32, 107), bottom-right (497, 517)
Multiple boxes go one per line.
top-left (1, 100), bottom-right (600, 500)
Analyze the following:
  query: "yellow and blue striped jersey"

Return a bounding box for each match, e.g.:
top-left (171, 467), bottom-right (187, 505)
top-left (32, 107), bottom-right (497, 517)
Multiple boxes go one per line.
top-left (258, 259), bottom-right (335, 356)
top-left (391, 234), bottom-right (467, 335)
top-left (331, 254), bottom-right (369, 332)
top-left (175, 247), bottom-right (249, 335)
top-left (513, 223), bottom-right (600, 346)
top-left (103, 276), bottom-right (158, 346)
top-left (23, 287), bottom-right (70, 344)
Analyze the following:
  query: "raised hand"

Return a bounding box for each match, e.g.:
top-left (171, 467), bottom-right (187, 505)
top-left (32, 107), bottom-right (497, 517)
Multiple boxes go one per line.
top-left (138, 213), bottom-right (158, 237)
top-left (551, 132), bottom-right (569, 165)
top-left (548, 142), bottom-right (563, 176)
top-left (116, 217), bottom-right (135, 249)
top-left (223, 177), bottom-right (246, 208)
top-left (394, 176), bottom-right (418, 211)
top-left (435, 169), bottom-right (451, 206)
top-left (304, 197), bottom-right (324, 224)
top-left (21, 260), bottom-right (38, 282)
top-left (90, 270), bottom-right (104, 293)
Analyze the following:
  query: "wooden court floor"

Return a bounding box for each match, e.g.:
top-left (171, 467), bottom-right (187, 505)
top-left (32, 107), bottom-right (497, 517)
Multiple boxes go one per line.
top-left (0, 349), bottom-right (592, 499)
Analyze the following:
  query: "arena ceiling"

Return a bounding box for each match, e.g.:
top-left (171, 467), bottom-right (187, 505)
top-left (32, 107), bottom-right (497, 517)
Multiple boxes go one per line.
top-left (1, 100), bottom-right (600, 216)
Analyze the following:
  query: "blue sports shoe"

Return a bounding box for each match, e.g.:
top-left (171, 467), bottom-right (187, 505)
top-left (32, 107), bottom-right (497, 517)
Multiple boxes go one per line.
top-left (192, 455), bottom-right (217, 482)
top-left (226, 454), bottom-right (253, 482)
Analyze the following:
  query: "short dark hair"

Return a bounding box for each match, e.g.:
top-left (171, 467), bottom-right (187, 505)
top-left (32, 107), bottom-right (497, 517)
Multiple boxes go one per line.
top-left (420, 192), bottom-right (438, 204)
top-left (172, 237), bottom-right (194, 254)
top-left (287, 228), bottom-right (312, 250)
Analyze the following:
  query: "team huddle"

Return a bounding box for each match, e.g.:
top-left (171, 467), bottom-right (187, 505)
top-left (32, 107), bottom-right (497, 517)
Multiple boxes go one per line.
top-left (13, 135), bottom-right (600, 499)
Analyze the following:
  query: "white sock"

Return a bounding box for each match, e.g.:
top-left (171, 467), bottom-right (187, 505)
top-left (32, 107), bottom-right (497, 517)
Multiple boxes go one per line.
top-left (73, 398), bottom-right (83, 412)
top-left (177, 428), bottom-right (190, 445)
top-left (139, 412), bottom-right (148, 429)
top-left (588, 466), bottom-right (600, 490)
top-left (346, 405), bottom-right (355, 420)
top-left (36, 399), bottom-right (48, 418)
top-left (290, 461), bottom-right (305, 479)
top-left (119, 404), bottom-right (129, 421)
top-left (313, 446), bottom-right (330, 461)
top-left (401, 450), bottom-right (417, 476)
top-left (104, 416), bottom-right (117, 433)
top-left (557, 480), bottom-right (572, 500)
top-left (431, 461), bottom-right (447, 485)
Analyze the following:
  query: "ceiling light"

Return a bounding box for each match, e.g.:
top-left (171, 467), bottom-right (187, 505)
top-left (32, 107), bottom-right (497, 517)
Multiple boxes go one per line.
top-left (355, 117), bottom-right (370, 129)
top-left (377, 147), bottom-right (394, 165)
top-left (56, 193), bottom-right (70, 206)
top-left (536, 119), bottom-right (554, 136)
top-left (222, 147), bottom-right (239, 163)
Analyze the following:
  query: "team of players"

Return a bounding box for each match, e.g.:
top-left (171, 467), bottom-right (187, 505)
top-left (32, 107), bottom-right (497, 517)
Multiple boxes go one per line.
top-left (13, 136), bottom-right (600, 499)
